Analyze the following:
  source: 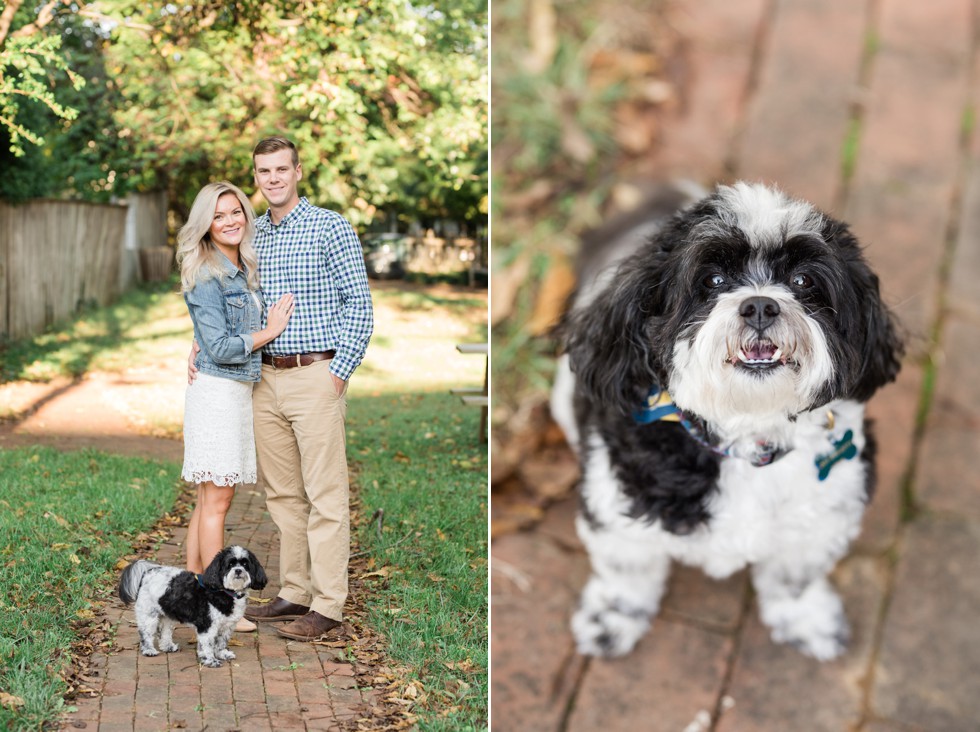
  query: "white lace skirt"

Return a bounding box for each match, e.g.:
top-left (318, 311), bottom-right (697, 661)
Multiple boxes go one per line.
top-left (181, 373), bottom-right (257, 486)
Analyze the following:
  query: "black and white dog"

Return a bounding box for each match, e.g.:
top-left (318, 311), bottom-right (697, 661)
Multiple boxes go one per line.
top-left (118, 545), bottom-right (267, 667)
top-left (552, 182), bottom-right (902, 660)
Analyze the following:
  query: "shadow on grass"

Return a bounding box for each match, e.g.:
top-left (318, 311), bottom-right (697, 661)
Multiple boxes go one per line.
top-left (0, 279), bottom-right (182, 384)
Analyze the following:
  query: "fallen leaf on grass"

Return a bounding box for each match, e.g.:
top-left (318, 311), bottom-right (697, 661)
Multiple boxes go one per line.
top-left (0, 692), bottom-right (25, 709)
top-left (443, 660), bottom-right (482, 674)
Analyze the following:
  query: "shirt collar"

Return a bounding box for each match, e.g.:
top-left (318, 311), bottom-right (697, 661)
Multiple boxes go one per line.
top-left (255, 197), bottom-right (311, 232)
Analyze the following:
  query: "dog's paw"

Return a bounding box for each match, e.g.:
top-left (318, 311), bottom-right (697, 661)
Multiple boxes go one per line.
top-left (199, 657), bottom-right (223, 668)
top-left (782, 618), bottom-right (850, 661)
top-left (162, 642), bottom-right (180, 653)
top-left (572, 599), bottom-right (651, 658)
top-left (762, 582), bottom-right (850, 661)
top-left (218, 649), bottom-right (236, 661)
top-left (139, 647), bottom-right (160, 657)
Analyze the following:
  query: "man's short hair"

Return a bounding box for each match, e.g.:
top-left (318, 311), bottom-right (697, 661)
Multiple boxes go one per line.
top-left (253, 136), bottom-right (299, 167)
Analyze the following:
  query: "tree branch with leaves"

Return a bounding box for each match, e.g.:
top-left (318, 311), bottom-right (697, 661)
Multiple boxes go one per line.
top-left (0, 0), bottom-right (84, 155)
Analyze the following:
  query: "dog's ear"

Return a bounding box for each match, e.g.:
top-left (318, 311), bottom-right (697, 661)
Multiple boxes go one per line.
top-left (248, 551), bottom-right (268, 590)
top-left (201, 547), bottom-right (229, 589)
top-left (824, 220), bottom-right (904, 400)
top-left (559, 245), bottom-right (673, 417)
top-left (851, 267), bottom-right (903, 400)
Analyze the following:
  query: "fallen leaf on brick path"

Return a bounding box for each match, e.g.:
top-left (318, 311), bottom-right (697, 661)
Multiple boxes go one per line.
top-left (490, 253), bottom-right (531, 327)
top-left (491, 500), bottom-right (545, 539)
top-left (227, 637), bottom-right (244, 647)
top-left (499, 179), bottom-right (555, 216)
top-left (614, 100), bottom-right (661, 155)
top-left (492, 399), bottom-right (579, 537)
top-left (527, 253), bottom-right (576, 336)
top-left (312, 638), bottom-right (348, 648)
top-left (516, 447), bottom-right (580, 500)
top-left (560, 107), bottom-right (596, 164)
top-left (525, 0), bottom-right (558, 74)
top-left (590, 47), bottom-right (664, 81)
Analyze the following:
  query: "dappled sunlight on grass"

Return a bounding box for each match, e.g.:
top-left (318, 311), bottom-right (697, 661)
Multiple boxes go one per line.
top-left (0, 278), bottom-right (191, 383)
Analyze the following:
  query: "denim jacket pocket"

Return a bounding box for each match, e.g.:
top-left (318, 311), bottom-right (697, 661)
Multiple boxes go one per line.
top-left (224, 291), bottom-right (249, 329)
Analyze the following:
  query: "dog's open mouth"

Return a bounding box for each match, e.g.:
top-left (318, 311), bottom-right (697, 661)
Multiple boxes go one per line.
top-left (732, 340), bottom-right (786, 371)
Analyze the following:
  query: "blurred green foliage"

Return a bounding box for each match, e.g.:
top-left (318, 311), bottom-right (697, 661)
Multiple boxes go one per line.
top-left (490, 0), bottom-right (673, 418)
top-left (0, 0), bottom-right (487, 228)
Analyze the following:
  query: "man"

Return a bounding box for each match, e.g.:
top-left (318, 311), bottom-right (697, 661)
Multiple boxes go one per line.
top-left (192, 136), bottom-right (373, 641)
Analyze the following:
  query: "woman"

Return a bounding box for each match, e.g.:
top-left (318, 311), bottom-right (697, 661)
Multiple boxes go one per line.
top-left (176, 181), bottom-right (292, 632)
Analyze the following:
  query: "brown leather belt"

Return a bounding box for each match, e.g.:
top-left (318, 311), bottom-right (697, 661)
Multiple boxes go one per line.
top-left (261, 350), bottom-right (336, 369)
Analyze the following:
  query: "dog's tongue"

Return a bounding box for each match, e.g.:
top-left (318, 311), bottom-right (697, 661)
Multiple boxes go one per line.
top-left (746, 342), bottom-right (778, 361)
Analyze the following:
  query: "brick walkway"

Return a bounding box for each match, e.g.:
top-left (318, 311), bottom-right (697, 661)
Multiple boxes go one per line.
top-left (64, 486), bottom-right (377, 731)
top-left (492, 0), bottom-right (980, 730)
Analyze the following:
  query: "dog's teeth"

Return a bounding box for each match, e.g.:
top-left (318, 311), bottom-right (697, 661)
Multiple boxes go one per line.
top-left (738, 346), bottom-right (782, 364)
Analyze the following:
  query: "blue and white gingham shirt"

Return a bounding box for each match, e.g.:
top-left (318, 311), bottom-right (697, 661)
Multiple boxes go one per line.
top-left (254, 197), bottom-right (373, 380)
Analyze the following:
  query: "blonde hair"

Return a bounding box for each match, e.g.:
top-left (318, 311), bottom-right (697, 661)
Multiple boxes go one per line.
top-left (176, 182), bottom-right (260, 292)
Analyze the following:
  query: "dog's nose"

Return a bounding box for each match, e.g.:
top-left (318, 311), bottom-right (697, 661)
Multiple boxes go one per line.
top-left (739, 296), bottom-right (780, 331)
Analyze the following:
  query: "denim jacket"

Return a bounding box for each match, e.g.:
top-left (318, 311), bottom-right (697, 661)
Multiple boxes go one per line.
top-left (185, 252), bottom-right (265, 382)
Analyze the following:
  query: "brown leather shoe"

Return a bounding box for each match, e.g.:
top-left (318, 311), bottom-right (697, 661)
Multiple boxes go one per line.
top-left (275, 611), bottom-right (342, 641)
top-left (244, 597), bottom-right (311, 622)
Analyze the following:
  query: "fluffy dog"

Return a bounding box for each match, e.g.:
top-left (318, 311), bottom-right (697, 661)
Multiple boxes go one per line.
top-left (552, 182), bottom-right (902, 660)
top-left (118, 545), bottom-right (267, 667)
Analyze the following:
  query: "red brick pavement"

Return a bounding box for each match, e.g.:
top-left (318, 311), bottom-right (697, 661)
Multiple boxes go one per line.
top-left (492, 0), bottom-right (980, 729)
top-left (63, 487), bottom-right (377, 731)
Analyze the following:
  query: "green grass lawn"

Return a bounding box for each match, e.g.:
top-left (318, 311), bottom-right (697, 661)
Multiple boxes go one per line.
top-left (348, 279), bottom-right (488, 730)
top-left (0, 277), bottom-right (489, 730)
top-left (0, 448), bottom-right (179, 730)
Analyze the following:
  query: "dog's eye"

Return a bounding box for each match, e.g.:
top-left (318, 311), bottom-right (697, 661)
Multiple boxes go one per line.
top-left (791, 273), bottom-right (814, 289)
top-left (703, 273), bottom-right (726, 288)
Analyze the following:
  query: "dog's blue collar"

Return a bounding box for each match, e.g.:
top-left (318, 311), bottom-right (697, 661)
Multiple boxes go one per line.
top-left (196, 573), bottom-right (246, 600)
top-left (633, 385), bottom-right (854, 474)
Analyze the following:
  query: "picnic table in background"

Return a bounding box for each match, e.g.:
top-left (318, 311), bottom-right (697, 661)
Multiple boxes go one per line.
top-left (452, 343), bottom-right (488, 441)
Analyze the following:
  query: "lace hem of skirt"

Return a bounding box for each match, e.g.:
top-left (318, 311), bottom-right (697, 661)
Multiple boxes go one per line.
top-left (182, 470), bottom-right (256, 487)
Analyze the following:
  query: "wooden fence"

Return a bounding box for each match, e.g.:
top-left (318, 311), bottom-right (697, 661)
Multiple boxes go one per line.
top-left (0, 192), bottom-right (168, 340)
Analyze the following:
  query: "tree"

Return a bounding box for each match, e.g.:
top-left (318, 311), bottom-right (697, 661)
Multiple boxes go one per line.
top-left (0, 0), bottom-right (84, 156)
top-left (94, 0), bottom-right (488, 227)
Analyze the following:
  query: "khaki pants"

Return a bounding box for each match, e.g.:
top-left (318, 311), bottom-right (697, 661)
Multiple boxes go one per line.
top-left (253, 360), bottom-right (349, 620)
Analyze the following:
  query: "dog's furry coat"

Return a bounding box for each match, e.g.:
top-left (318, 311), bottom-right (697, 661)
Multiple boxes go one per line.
top-left (118, 545), bottom-right (267, 667)
top-left (552, 182), bottom-right (902, 659)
